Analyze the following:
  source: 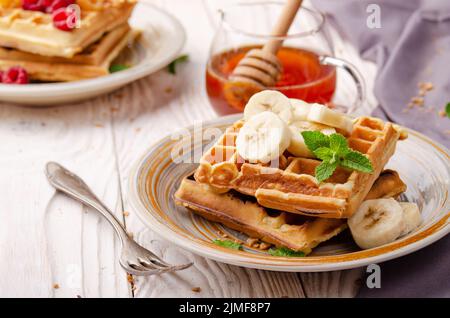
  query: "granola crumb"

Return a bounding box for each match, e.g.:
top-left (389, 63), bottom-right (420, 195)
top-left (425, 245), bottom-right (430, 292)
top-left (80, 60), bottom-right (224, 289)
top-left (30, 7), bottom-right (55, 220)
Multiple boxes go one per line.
top-left (218, 231), bottom-right (228, 238)
top-left (259, 242), bottom-right (272, 250)
top-left (53, 283), bottom-right (60, 289)
top-left (246, 237), bottom-right (259, 247)
top-left (164, 87), bottom-right (173, 94)
top-left (418, 82), bottom-right (434, 91)
top-left (110, 106), bottom-right (119, 112)
top-left (410, 97), bottom-right (424, 106)
top-left (191, 287), bottom-right (201, 293)
top-left (127, 273), bottom-right (134, 284)
top-left (123, 211), bottom-right (130, 217)
top-left (438, 110), bottom-right (446, 117)
top-left (127, 232), bottom-right (134, 239)
top-left (94, 123), bottom-right (104, 128)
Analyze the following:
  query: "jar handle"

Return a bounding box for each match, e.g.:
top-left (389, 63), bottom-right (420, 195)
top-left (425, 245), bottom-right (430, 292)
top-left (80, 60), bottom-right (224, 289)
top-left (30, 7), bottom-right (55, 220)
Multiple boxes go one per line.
top-left (319, 56), bottom-right (366, 114)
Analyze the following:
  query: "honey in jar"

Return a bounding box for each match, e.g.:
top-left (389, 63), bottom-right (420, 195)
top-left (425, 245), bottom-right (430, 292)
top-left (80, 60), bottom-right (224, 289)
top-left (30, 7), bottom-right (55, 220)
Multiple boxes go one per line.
top-left (206, 46), bottom-right (336, 115)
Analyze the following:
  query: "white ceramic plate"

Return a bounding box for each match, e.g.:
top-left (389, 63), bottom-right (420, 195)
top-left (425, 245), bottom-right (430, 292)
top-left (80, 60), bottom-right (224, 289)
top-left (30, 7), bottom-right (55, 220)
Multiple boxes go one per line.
top-left (0, 3), bottom-right (186, 106)
top-left (129, 114), bottom-right (450, 272)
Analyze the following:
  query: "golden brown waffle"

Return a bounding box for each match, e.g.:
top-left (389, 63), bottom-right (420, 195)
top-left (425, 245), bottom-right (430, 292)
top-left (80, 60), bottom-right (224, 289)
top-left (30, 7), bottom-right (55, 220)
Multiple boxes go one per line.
top-left (0, 0), bottom-right (136, 58)
top-left (175, 170), bottom-right (406, 254)
top-left (195, 116), bottom-right (403, 219)
top-left (365, 169), bottom-right (406, 200)
top-left (0, 24), bottom-right (139, 81)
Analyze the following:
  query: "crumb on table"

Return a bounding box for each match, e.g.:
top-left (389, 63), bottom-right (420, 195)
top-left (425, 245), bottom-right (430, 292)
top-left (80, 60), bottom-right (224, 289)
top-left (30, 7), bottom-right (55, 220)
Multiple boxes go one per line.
top-left (192, 287), bottom-right (201, 293)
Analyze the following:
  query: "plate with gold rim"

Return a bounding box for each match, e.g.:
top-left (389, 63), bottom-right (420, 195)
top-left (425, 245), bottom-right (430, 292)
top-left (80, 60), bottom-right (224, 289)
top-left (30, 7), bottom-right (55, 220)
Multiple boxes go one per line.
top-left (128, 114), bottom-right (450, 272)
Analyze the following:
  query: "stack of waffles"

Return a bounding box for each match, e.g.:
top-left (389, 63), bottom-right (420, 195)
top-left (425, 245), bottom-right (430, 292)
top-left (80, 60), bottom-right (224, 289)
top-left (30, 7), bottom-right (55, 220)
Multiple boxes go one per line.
top-left (175, 101), bottom-right (408, 254)
top-left (0, 0), bottom-right (138, 82)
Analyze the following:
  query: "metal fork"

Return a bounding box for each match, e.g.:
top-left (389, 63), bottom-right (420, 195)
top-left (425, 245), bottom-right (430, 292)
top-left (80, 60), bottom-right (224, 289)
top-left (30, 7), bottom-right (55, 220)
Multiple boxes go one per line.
top-left (45, 162), bottom-right (193, 276)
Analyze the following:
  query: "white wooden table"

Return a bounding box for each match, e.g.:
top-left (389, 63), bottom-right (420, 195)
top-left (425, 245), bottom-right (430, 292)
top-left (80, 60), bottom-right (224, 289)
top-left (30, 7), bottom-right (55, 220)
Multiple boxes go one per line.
top-left (0, 0), bottom-right (379, 298)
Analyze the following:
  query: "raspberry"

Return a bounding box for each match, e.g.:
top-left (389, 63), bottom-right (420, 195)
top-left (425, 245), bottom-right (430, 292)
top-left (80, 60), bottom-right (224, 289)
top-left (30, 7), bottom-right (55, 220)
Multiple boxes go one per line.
top-left (52, 6), bottom-right (77, 31)
top-left (2, 67), bottom-right (29, 84)
top-left (41, 0), bottom-right (54, 11)
top-left (46, 0), bottom-right (74, 13)
top-left (53, 8), bottom-right (72, 31)
top-left (21, 0), bottom-right (45, 11)
top-left (0, 71), bottom-right (3, 83)
top-left (22, 0), bottom-right (75, 13)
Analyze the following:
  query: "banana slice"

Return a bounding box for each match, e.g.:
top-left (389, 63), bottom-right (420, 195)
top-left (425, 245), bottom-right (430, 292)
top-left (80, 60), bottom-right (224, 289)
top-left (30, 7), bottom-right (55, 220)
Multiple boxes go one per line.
top-left (244, 90), bottom-right (293, 124)
top-left (399, 202), bottom-right (422, 236)
top-left (236, 111), bottom-right (290, 163)
top-left (290, 99), bottom-right (312, 121)
top-left (287, 121), bottom-right (336, 157)
top-left (307, 103), bottom-right (354, 135)
top-left (348, 198), bottom-right (405, 249)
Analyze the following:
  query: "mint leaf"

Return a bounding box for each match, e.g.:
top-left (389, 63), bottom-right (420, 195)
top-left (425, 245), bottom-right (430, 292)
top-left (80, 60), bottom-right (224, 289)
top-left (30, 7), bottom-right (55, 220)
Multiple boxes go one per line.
top-left (313, 147), bottom-right (333, 161)
top-left (301, 131), bottom-right (330, 152)
top-left (302, 130), bottom-right (374, 182)
top-left (315, 160), bottom-right (338, 183)
top-left (446, 103), bottom-right (450, 118)
top-left (167, 54), bottom-right (189, 74)
top-left (109, 64), bottom-right (130, 73)
top-left (341, 151), bottom-right (374, 173)
top-left (212, 239), bottom-right (242, 250)
top-left (329, 133), bottom-right (349, 154)
top-left (268, 247), bottom-right (305, 257)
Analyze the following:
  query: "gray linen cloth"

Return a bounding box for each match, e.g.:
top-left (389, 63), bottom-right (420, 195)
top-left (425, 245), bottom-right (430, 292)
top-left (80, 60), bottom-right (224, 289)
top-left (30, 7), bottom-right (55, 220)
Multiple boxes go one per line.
top-left (312, 0), bottom-right (450, 297)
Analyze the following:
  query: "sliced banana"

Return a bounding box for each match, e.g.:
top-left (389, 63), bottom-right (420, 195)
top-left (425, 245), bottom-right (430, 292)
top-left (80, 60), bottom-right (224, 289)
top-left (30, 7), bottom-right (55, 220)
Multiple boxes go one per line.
top-left (307, 103), bottom-right (354, 135)
top-left (348, 198), bottom-right (405, 249)
top-left (287, 121), bottom-right (336, 157)
top-left (236, 111), bottom-right (291, 163)
top-left (243, 90), bottom-right (293, 124)
top-left (399, 202), bottom-right (422, 236)
top-left (290, 99), bottom-right (312, 121)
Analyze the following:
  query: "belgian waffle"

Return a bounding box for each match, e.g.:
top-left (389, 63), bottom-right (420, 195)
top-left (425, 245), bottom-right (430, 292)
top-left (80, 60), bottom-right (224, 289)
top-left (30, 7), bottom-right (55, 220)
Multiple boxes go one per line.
top-left (0, 0), bottom-right (136, 58)
top-left (194, 116), bottom-right (403, 219)
top-left (0, 23), bottom-right (139, 81)
top-left (175, 170), bottom-right (406, 254)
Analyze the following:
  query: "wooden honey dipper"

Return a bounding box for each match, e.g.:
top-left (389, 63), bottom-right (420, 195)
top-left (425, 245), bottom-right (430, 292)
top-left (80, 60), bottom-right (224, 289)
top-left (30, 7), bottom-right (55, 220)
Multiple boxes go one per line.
top-left (224, 0), bottom-right (303, 111)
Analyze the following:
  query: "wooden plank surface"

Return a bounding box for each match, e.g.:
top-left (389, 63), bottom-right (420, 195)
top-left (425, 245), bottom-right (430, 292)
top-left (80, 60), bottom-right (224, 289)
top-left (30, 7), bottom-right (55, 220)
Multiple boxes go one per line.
top-left (0, 0), bottom-right (378, 298)
top-left (0, 99), bottom-right (130, 297)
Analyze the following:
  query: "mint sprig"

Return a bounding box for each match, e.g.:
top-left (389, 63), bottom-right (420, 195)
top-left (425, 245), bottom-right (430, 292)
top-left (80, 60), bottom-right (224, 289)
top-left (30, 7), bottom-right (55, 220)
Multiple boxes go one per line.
top-left (301, 131), bottom-right (374, 183)
top-left (212, 239), bottom-right (242, 250)
top-left (109, 64), bottom-right (130, 73)
top-left (268, 247), bottom-right (305, 257)
top-left (167, 54), bottom-right (189, 74)
top-left (446, 103), bottom-right (450, 118)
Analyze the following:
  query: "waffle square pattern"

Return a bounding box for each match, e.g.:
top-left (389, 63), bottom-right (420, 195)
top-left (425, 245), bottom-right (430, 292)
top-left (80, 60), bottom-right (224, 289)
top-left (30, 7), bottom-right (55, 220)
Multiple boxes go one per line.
top-left (195, 116), bottom-right (402, 219)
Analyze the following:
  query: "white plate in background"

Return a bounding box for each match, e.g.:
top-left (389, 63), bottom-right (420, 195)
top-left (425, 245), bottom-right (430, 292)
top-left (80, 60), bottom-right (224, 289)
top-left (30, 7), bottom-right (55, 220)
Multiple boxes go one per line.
top-left (0, 3), bottom-right (186, 106)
